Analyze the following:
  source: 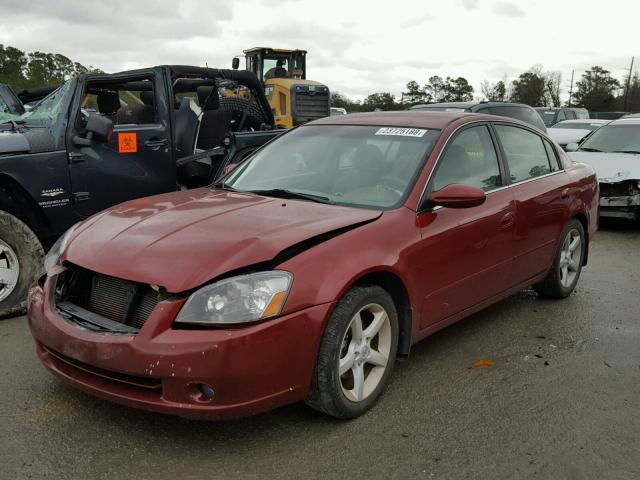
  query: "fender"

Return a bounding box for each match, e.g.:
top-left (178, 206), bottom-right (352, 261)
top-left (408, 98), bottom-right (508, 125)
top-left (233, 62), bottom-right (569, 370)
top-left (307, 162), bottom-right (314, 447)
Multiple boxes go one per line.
top-left (0, 173), bottom-right (51, 241)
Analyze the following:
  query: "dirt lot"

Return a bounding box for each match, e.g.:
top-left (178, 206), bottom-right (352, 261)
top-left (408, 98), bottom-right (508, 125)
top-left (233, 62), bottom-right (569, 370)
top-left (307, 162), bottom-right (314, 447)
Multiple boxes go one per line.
top-left (1, 221), bottom-right (639, 480)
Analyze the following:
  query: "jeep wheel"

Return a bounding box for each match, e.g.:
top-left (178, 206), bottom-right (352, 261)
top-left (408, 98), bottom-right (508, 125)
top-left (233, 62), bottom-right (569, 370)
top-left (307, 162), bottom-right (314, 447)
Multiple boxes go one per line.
top-left (0, 211), bottom-right (44, 318)
top-left (219, 96), bottom-right (268, 131)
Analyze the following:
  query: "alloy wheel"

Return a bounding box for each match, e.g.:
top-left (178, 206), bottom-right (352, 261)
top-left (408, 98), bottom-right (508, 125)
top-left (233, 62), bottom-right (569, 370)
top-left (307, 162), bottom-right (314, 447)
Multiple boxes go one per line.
top-left (559, 228), bottom-right (582, 289)
top-left (0, 239), bottom-right (20, 302)
top-left (338, 303), bottom-right (392, 402)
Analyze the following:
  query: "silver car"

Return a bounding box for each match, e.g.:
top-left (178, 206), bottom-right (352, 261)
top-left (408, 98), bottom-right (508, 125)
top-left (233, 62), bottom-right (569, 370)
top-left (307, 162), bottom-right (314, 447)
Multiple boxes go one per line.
top-left (567, 117), bottom-right (640, 220)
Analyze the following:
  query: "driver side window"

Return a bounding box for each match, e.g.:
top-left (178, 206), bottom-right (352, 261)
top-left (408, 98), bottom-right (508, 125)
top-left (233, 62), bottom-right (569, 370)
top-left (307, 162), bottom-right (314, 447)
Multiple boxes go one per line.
top-left (432, 125), bottom-right (502, 192)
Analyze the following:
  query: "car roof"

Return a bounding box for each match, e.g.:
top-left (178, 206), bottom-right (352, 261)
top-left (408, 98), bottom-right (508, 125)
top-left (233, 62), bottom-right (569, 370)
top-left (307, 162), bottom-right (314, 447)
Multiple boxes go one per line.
top-left (411, 101), bottom-right (531, 110)
top-left (609, 117), bottom-right (640, 125)
top-left (308, 111), bottom-right (480, 129)
top-left (552, 119), bottom-right (610, 126)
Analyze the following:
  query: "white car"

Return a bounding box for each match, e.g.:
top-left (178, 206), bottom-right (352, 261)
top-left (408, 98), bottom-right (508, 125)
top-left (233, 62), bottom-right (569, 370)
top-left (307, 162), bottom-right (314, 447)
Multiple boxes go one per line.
top-left (567, 117), bottom-right (640, 220)
top-left (330, 107), bottom-right (347, 116)
top-left (548, 119), bottom-right (610, 150)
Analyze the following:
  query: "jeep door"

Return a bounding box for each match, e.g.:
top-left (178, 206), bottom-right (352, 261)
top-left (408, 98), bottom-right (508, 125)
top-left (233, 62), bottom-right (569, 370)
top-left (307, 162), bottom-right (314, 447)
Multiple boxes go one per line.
top-left (66, 69), bottom-right (176, 217)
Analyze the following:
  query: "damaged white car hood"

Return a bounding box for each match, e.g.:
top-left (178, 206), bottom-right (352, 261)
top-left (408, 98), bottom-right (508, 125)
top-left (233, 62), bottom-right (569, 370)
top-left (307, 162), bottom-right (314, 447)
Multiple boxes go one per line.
top-left (568, 151), bottom-right (640, 183)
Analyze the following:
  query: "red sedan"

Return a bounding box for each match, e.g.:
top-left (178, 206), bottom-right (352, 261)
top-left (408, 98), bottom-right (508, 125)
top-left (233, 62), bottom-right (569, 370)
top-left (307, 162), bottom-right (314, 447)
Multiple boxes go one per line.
top-left (28, 112), bottom-right (598, 420)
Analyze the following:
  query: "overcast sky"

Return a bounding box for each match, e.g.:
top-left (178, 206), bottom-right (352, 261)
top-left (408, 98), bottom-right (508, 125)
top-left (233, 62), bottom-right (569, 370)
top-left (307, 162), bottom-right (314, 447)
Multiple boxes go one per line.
top-left (0, 0), bottom-right (638, 100)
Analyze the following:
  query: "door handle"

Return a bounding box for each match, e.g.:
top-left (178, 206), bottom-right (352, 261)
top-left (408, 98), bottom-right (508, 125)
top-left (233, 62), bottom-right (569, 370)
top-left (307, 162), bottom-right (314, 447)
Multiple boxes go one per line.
top-left (499, 212), bottom-right (515, 229)
top-left (68, 152), bottom-right (85, 163)
top-left (144, 139), bottom-right (168, 149)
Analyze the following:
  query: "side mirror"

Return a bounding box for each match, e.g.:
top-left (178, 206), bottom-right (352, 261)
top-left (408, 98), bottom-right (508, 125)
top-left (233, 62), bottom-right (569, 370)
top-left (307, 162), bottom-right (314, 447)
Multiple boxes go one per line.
top-left (232, 57), bottom-right (240, 70)
top-left (73, 113), bottom-right (114, 146)
top-left (565, 142), bottom-right (579, 152)
top-left (430, 184), bottom-right (487, 209)
top-left (223, 163), bottom-right (239, 175)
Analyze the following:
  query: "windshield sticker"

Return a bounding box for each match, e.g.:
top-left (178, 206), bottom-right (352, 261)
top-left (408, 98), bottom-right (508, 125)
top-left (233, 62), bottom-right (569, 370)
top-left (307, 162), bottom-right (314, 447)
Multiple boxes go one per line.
top-left (375, 127), bottom-right (427, 138)
top-left (118, 132), bottom-right (138, 153)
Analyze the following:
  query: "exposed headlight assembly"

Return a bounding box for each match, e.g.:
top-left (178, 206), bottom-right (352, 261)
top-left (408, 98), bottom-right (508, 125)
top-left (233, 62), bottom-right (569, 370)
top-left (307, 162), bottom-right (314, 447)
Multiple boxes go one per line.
top-left (43, 223), bottom-right (80, 273)
top-left (175, 271), bottom-right (293, 325)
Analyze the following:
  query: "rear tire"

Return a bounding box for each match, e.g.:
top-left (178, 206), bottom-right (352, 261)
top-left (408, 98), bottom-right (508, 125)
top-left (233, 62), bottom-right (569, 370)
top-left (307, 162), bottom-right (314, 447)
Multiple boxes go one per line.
top-left (218, 97), bottom-right (268, 131)
top-left (305, 285), bottom-right (398, 419)
top-left (533, 219), bottom-right (585, 299)
top-left (0, 211), bottom-right (44, 318)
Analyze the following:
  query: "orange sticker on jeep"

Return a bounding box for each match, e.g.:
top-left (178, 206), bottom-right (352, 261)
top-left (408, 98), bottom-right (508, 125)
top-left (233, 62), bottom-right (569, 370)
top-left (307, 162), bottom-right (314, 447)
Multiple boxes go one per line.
top-left (118, 132), bottom-right (137, 153)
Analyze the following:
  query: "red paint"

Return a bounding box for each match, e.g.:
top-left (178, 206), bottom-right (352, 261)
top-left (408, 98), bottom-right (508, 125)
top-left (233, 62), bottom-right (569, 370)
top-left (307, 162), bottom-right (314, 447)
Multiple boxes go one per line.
top-left (28, 113), bottom-right (598, 420)
top-left (430, 183), bottom-right (487, 209)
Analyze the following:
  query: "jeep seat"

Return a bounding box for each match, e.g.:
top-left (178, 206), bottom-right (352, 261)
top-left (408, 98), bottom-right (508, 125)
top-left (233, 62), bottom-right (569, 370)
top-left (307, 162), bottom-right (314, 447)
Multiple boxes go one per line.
top-left (96, 91), bottom-right (121, 121)
top-left (196, 86), bottom-right (232, 149)
top-left (116, 90), bottom-right (156, 124)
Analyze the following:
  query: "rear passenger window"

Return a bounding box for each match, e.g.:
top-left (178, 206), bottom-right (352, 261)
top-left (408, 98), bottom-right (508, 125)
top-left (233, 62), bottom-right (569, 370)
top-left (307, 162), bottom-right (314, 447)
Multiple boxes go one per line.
top-left (543, 139), bottom-right (561, 171)
top-left (432, 125), bottom-right (502, 192)
top-left (495, 125), bottom-right (553, 183)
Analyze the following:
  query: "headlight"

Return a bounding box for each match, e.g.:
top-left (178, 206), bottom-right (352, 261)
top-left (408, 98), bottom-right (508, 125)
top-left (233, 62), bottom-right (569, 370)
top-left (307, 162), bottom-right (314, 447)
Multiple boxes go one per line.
top-left (175, 271), bottom-right (293, 325)
top-left (44, 223), bottom-right (80, 272)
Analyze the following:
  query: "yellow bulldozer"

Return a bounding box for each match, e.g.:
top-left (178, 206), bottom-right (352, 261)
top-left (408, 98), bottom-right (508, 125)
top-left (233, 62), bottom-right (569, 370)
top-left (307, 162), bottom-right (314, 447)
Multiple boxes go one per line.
top-left (232, 47), bottom-right (330, 129)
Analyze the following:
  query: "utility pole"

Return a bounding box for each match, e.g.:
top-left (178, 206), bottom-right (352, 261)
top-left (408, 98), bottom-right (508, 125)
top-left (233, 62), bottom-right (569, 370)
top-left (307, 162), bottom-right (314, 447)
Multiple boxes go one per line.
top-left (568, 70), bottom-right (574, 107)
top-left (623, 56), bottom-right (635, 112)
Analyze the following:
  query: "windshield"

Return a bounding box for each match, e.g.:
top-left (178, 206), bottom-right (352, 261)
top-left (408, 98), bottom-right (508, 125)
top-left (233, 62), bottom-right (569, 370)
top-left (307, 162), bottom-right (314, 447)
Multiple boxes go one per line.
top-left (552, 122), bottom-right (605, 131)
top-left (18, 80), bottom-right (73, 127)
top-left (579, 123), bottom-right (640, 153)
top-left (223, 125), bottom-right (441, 209)
top-left (535, 109), bottom-right (557, 126)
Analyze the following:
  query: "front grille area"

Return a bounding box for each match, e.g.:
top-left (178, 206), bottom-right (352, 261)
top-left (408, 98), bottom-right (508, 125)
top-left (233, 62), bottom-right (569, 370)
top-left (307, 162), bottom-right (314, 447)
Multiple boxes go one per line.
top-left (294, 91), bottom-right (329, 122)
top-left (600, 180), bottom-right (639, 197)
top-left (55, 264), bottom-right (160, 332)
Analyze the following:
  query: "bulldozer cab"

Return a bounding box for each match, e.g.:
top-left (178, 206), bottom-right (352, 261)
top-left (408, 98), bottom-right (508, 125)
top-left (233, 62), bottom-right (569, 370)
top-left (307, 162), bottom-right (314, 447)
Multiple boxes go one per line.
top-left (243, 48), bottom-right (307, 84)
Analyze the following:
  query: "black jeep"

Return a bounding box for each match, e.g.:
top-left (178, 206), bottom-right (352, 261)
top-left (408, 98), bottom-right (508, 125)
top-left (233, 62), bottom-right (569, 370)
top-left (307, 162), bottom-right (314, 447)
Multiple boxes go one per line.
top-left (0, 65), bottom-right (283, 317)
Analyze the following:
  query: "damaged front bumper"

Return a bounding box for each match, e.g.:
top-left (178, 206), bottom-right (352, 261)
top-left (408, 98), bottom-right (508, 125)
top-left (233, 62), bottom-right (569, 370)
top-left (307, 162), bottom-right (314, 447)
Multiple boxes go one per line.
top-left (599, 181), bottom-right (640, 220)
top-left (27, 273), bottom-right (332, 420)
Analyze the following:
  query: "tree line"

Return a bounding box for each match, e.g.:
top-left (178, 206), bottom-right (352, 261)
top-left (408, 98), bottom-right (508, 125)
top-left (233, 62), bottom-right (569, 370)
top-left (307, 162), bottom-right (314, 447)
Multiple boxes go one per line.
top-left (332, 64), bottom-right (640, 113)
top-left (2, 43), bottom-right (638, 113)
top-left (0, 44), bottom-right (101, 89)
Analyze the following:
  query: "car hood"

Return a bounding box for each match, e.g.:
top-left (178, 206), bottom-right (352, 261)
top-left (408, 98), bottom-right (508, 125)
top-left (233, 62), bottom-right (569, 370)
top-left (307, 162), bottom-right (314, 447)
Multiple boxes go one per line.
top-left (64, 188), bottom-right (382, 292)
top-left (0, 130), bottom-right (30, 155)
top-left (547, 128), bottom-right (590, 146)
top-left (568, 151), bottom-right (640, 183)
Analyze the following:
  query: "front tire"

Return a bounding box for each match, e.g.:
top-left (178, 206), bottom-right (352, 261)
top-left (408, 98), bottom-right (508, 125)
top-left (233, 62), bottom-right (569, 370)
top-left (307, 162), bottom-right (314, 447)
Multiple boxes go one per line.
top-left (533, 219), bottom-right (585, 299)
top-left (0, 211), bottom-right (44, 318)
top-left (306, 285), bottom-right (398, 419)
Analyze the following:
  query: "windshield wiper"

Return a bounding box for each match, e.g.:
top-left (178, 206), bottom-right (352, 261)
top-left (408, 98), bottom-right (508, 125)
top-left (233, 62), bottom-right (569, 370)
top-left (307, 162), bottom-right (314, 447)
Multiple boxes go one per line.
top-left (612, 150), bottom-right (640, 154)
top-left (0, 119), bottom-right (26, 130)
top-left (212, 181), bottom-right (239, 192)
top-left (247, 188), bottom-right (335, 204)
top-left (580, 147), bottom-right (602, 152)
top-left (578, 147), bottom-right (603, 152)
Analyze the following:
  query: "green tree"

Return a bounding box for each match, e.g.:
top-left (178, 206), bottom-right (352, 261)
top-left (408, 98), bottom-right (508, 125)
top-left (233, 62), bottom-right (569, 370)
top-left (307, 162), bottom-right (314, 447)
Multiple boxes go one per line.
top-left (574, 66), bottom-right (620, 112)
top-left (362, 92), bottom-right (398, 111)
top-left (0, 44), bottom-right (28, 87)
top-left (424, 75), bottom-right (447, 102)
top-left (511, 69), bottom-right (546, 106)
top-left (446, 77), bottom-right (474, 101)
top-left (481, 80), bottom-right (506, 101)
top-left (330, 91), bottom-right (362, 112)
top-left (544, 71), bottom-right (562, 107)
top-left (402, 80), bottom-right (428, 105)
top-left (620, 71), bottom-right (640, 112)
